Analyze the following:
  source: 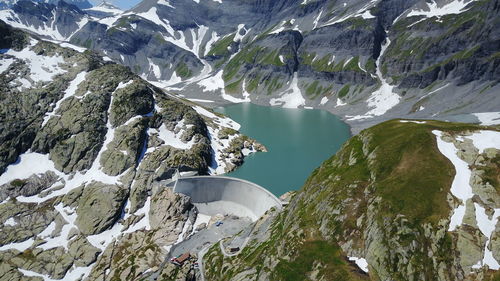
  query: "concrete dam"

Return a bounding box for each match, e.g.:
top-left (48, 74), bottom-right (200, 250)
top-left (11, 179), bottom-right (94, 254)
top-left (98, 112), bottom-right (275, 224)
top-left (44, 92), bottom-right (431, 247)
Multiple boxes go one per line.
top-left (173, 176), bottom-right (283, 221)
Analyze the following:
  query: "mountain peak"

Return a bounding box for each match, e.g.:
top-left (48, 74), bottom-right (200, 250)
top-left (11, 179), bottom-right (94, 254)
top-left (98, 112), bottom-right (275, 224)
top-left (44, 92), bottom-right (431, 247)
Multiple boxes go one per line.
top-left (85, 0), bottom-right (122, 16)
top-left (95, 0), bottom-right (120, 10)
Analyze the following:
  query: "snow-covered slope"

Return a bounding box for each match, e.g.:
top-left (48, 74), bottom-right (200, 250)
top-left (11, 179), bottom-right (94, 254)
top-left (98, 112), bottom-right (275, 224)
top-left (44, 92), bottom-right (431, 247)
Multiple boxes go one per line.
top-left (1, 0), bottom-right (498, 135)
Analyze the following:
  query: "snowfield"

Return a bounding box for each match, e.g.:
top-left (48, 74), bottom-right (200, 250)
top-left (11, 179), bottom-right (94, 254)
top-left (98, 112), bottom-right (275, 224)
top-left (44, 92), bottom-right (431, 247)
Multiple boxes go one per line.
top-left (433, 129), bottom-right (500, 269)
top-left (407, 0), bottom-right (477, 18)
top-left (269, 73), bottom-right (305, 109)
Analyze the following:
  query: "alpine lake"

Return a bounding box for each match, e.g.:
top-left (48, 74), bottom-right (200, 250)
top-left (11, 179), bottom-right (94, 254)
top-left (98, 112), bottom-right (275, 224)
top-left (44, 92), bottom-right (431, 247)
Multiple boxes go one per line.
top-left (214, 103), bottom-right (351, 197)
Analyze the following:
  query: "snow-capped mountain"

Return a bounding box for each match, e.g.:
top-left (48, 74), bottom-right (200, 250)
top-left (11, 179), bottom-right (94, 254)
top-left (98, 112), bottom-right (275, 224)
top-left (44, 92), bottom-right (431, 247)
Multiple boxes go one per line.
top-left (0, 0), bottom-right (500, 280)
top-left (84, 1), bottom-right (122, 18)
top-left (1, 0), bottom-right (497, 134)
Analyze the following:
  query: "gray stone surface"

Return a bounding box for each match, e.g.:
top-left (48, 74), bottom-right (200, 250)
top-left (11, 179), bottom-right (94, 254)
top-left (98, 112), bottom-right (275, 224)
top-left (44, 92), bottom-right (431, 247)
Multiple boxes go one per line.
top-left (75, 182), bottom-right (128, 235)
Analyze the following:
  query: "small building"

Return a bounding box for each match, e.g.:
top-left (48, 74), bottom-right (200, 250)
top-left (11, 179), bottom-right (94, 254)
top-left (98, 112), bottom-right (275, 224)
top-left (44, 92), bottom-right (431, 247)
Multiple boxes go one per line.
top-left (229, 247), bottom-right (240, 253)
top-left (170, 253), bottom-right (191, 266)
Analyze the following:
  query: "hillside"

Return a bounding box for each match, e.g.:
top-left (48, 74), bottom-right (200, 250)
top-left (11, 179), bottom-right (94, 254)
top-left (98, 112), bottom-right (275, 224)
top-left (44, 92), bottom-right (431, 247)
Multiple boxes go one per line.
top-left (203, 120), bottom-right (500, 280)
top-left (0, 20), bottom-right (264, 280)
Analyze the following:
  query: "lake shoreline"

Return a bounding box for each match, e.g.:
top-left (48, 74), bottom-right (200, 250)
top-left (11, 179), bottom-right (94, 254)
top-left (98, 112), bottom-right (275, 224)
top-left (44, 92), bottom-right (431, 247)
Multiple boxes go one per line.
top-left (213, 103), bottom-right (351, 196)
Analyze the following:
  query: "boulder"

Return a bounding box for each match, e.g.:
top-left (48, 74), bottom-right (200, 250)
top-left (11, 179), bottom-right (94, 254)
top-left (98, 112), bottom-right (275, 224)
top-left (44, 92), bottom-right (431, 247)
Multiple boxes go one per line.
top-left (75, 182), bottom-right (128, 235)
top-left (68, 235), bottom-right (101, 267)
top-left (149, 187), bottom-right (193, 230)
top-left (0, 171), bottom-right (59, 201)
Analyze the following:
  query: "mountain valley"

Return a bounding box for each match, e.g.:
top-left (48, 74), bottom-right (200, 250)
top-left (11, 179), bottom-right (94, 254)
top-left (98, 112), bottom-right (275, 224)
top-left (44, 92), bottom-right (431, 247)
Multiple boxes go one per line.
top-left (0, 0), bottom-right (499, 280)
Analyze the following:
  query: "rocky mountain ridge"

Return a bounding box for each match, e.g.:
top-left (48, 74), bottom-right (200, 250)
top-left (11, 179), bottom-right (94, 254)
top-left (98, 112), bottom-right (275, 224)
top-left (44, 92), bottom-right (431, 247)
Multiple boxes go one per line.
top-left (0, 20), bottom-right (264, 280)
top-left (202, 120), bottom-right (500, 281)
top-left (1, 0), bottom-right (498, 132)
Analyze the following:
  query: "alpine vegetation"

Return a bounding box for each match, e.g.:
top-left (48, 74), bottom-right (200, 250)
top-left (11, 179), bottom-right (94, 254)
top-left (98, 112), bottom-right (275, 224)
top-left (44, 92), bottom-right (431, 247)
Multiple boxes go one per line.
top-left (0, 0), bottom-right (499, 280)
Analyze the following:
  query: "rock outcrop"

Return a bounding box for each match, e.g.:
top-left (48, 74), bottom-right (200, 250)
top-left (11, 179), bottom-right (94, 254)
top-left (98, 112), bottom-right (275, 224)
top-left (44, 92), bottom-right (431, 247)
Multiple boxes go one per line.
top-left (0, 22), bottom-right (263, 281)
top-left (75, 182), bottom-right (128, 235)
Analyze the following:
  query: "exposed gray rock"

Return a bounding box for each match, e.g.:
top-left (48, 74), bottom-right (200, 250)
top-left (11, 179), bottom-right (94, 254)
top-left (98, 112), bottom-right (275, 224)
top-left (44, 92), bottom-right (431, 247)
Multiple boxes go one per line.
top-left (68, 235), bottom-right (101, 267)
top-left (149, 187), bottom-right (193, 231)
top-left (0, 199), bottom-right (58, 246)
top-left (491, 222), bottom-right (500, 264)
top-left (8, 247), bottom-right (74, 279)
top-left (100, 118), bottom-right (148, 176)
top-left (31, 64), bottom-right (133, 174)
top-left (455, 225), bottom-right (487, 272)
top-left (75, 182), bottom-right (128, 235)
top-left (108, 80), bottom-right (155, 127)
top-left (0, 171), bottom-right (59, 201)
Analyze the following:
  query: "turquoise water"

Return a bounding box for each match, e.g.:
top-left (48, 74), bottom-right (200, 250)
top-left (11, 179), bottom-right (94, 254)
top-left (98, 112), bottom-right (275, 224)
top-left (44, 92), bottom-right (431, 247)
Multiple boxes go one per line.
top-left (215, 103), bottom-right (351, 197)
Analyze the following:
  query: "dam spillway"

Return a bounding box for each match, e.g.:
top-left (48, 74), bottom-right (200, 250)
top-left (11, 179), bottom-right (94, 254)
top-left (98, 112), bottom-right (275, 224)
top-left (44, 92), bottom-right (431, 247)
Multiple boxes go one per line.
top-left (173, 176), bottom-right (283, 221)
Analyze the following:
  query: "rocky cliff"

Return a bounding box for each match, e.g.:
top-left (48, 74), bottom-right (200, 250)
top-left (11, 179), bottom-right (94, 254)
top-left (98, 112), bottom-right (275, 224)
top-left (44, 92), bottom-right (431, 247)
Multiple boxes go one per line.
top-left (0, 20), bottom-right (264, 280)
top-left (203, 120), bottom-right (500, 280)
top-left (1, 0), bottom-right (498, 132)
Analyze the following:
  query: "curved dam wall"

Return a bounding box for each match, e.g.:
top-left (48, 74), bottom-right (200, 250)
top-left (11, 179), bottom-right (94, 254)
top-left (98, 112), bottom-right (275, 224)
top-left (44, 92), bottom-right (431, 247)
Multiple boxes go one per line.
top-left (174, 176), bottom-right (282, 221)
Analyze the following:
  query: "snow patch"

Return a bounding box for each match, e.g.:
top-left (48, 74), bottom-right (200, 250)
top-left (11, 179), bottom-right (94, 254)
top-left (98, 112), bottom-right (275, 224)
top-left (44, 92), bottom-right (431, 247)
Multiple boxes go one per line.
top-left (4, 217), bottom-right (17, 226)
top-left (348, 257), bottom-right (369, 272)
top-left (198, 71), bottom-right (225, 92)
top-left (464, 130), bottom-right (500, 154)
top-left (473, 112), bottom-right (500, 126)
top-left (148, 58), bottom-right (162, 80)
top-left (233, 24), bottom-right (247, 42)
top-left (400, 120), bottom-right (427, 124)
top-left (313, 10), bottom-right (323, 29)
top-left (150, 120), bottom-right (196, 150)
top-left (204, 31), bottom-right (220, 57)
top-left (175, 218), bottom-right (192, 244)
top-left (321, 1), bottom-right (378, 27)
top-left (346, 36), bottom-right (399, 120)
top-left (157, 0), bottom-right (174, 8)
top-left (0, 58), bottom-right (14, 73)
top-left (42, 71), bottom-right (88, 127)
top-left (320, 96), bottom-right (329, 105)
top-left (187, 98), bottom-right (215, 103)
top-left (269, 73), bottom-right (305, 108)
top-left (418, 83), bottom-right (450, 101)
top-left (0, 238), bottom-right (34, 252)
top-left (5, 39), bottom-right (66, 87)
top-left (193, 213), bottom-right (212, 233)
top-left (472, 203), bottom-right (500, 270)
top-left (433, 130), bottom-right (473, 231)
top-left (38, 222), bottom-right (57, 239)
top-left (336, 98), bottom-right (346, 107)
top-left (360, 10), bottom-right (375, 19)
top-left (407, 0), bottom-right (476, 18)
top-left (124, 197), bottom-right (151, 233)
top-left (193, 106), bottom-right (240, 130)
top-left (0, 152), bottom-right (65, 186)
top-left (86, 2), bottom-right (123, 15)
top-left (38, 204), bottom-right (77, 251)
